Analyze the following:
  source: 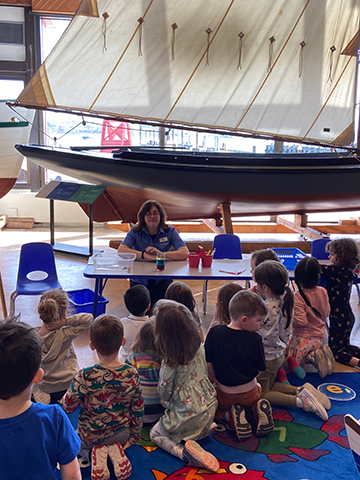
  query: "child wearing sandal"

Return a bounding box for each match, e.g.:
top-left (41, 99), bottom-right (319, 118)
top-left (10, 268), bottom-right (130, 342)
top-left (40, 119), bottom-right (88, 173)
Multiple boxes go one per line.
top-left (207, 282), bottom-right (243, 330)
top-left (289, 256), bottom-right (333, 378)
top-left (255, 261), bottom-right (329, 420)
top-left (205, 290), bottom-right (274, 441)
top-left (35, 289), bottom-right (93, 404)
top-left (60, 314), bottom-right (144, 480)
top-left (322, 238), bottom-right (360, 368)
top-left (150, 300), bottom-right (219, 473)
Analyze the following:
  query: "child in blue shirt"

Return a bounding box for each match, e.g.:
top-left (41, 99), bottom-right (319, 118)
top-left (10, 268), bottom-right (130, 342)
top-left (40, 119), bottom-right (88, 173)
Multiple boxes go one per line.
top-left (0, 321), bottom-right (80, 480)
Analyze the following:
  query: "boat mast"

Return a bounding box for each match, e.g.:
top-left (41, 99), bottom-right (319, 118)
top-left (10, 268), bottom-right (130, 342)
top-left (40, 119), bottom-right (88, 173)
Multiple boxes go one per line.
top-left (354, 20), bottom-right (360, 149)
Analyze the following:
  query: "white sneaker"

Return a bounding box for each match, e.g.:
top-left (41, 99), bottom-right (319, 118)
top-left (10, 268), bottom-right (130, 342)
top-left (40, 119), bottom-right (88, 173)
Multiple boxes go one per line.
top-left (184, 440), bottom-right (219, 473)
top-left (91, 445), bottom-right (110, 480)
top-left (107, 443), bottom-right (132, 480)
top-left (298, 388), bottom-right (328, 421)
top-left (314, 349), bottom-right (328, 379)
top-left (321, 345), bottom-right (335, 375)
top-left (301, 382), bottom-right (331, 410)
top-left (33, 390), bottom-right (51, 404)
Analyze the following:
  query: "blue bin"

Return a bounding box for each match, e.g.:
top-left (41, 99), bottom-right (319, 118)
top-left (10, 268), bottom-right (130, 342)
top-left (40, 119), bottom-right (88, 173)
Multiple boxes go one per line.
top-left (272, 248), bottom-right (307, 271)
top-left (67, 288), bottom-right (109, 316)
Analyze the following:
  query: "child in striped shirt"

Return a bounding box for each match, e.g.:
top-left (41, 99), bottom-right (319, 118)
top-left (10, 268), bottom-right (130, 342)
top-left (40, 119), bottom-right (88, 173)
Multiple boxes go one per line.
top-left (127, 319), bottom-right (164, 424)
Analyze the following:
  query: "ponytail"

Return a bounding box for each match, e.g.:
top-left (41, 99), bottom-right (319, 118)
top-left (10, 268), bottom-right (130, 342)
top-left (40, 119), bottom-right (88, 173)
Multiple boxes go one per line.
top-left (295, 279), bottom-right (321, 318)
top-left (283, 284), bottom-right (294, 329)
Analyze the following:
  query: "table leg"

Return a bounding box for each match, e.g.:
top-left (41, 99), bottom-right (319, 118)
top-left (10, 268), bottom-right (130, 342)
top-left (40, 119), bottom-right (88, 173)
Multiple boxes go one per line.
top-left (202, 279), bottom-right (208, 315)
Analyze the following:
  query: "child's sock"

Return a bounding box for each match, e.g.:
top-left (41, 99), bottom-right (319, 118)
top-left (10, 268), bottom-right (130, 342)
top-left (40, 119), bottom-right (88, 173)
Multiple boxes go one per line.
top-left (277, 368), bottom-right (290, 385)
top-left (287, 355), bottom-right (306, 379)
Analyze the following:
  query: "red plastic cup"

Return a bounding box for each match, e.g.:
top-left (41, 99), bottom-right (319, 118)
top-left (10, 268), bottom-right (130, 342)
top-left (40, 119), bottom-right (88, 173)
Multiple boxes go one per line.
top-left (188, 252), bottom-right (200, 268)
top-left (201, 255), bottom-right (213, 268)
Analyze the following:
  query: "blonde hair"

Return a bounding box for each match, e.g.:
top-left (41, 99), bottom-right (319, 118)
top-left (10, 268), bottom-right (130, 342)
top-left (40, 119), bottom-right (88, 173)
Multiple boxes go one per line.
top-left (37, 289), bottom-right (68, 324)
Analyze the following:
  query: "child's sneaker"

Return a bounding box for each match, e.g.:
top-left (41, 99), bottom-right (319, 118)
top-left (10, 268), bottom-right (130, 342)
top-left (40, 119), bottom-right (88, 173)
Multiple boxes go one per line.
top-left (91, 444), bottom-right (110, 480)
top-left (301, 382), bottom-right (331, 410)
top-left (230, 404), bottom-right (252, 440)
top-left (253, 399), bottom-right (274, 436)
top-left (297, 388), bottom-right (328, 421)
top-left (183, 440), bottom-right (219, 473)
top-left (314, 348), bottom-right (328, 378)
top-left (107, 443), bottom-right (132, 480)
top-left (321, 345), bottom-right (335, 375)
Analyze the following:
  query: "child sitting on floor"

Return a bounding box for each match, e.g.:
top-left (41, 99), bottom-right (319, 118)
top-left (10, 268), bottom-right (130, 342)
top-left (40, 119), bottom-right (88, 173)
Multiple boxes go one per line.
top-left (205, 290), bottom-right (274, 441)
top-left (35, 288), bottom-right (93, 404)
top-left (289, 256), bottom-right (333, 378)
top-left (165, 281), bottom-right (204, 341)
top-left (0, 321), bottom-right (81, 480)
top-left (207, 282), bottom-right (243, 330)
top-left (255, 260), bottom-right (330, 420)
top-left (322, 238), bottom-right (360, 368)
top-left (150, 300), bottom-right (219, 473)
top-left (127, 319), bottom-right (164, 424)
top-left (120, 284), bottom-right (151, 360)
top-left (61, 314), bottom-right (144, 480)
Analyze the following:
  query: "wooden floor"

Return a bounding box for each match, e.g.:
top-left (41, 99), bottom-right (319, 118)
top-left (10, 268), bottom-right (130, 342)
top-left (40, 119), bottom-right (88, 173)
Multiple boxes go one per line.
top-left (0, 224), bottom-right (359, 374)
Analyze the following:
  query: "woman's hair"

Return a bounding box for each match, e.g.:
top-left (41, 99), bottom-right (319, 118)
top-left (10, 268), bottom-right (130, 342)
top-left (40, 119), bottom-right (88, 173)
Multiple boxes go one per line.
top-left (294, 257), bottom-right (322, 317)
top-left (216, 282), bottom-right (244, 325)
top-left (252, 249), bottom-right (280, 267)
top-left (132, 319), bottom-right (156, 353)
top-left (154, 299), bottom-right (201, 367)
top-left (132, 200), bottom-right (170, 232)
top-left (326, 238), bottom-right (360, 269)
top-left (254, 260), bottom-right (294, 329)
top-left (37, 289), bottom-right (68, 324)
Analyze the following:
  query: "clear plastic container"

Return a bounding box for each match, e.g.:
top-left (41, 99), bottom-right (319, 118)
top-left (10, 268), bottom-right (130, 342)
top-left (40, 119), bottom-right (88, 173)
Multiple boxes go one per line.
top-left (92, 252), bottom-right (136, 272)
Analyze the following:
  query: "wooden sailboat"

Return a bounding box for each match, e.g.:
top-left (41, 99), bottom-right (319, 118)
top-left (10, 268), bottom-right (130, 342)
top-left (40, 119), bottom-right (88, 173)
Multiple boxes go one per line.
top-left (0, 101), bottom-right (34, 200)
top-left (9, 0), bottom-right (360, 222)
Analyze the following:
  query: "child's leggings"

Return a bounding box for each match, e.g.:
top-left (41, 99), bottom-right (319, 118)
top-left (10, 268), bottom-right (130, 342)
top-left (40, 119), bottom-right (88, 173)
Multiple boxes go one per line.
top-left (289, 335), bottom-right (323, 364)
top-left (258, 355), bottom-right (298, 407)
top-left (150, 412), bottom-right (216, 460)
top-left (329, 310), bottom-right (360, 365)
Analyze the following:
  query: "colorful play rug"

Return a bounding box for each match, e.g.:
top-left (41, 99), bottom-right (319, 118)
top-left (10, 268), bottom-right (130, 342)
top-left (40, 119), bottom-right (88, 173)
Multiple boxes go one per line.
top-left (69, 372), bottom-right (360, 480)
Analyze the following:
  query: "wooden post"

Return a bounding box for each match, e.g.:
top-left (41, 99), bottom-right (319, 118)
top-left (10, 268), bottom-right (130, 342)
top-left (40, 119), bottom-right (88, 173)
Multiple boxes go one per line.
top-left (220, 203), bottom-right (233, 234)
top-left (0, 271), bottom-right (8, 319)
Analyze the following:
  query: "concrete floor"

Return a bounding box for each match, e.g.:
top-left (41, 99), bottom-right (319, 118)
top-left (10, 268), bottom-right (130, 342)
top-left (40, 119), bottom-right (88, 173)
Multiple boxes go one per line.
top-left (1, 224), bottom-right (359, 374)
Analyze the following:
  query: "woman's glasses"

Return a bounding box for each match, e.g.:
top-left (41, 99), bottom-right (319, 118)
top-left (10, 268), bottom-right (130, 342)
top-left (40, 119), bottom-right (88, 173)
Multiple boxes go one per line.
top-left (145, 211), bottom-right (160, 217)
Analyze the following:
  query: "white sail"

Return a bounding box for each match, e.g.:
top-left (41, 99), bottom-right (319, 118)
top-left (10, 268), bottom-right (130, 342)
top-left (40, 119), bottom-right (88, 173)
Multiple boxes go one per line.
top-left (16, 0), bottom-right (360, 147)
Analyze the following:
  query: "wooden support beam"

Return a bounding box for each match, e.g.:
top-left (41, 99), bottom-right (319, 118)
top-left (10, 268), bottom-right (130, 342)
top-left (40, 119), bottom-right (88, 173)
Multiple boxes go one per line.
top-left (294, 214), bottom-right (308, 227)
top-left (277, 216), bottom-right (326, 240)
top-left (0, 271), bottom-right (7, 320)
top-left (220, 203), bottom-right (233, 234)
top-left (201, 219), bottom-right (224, 235)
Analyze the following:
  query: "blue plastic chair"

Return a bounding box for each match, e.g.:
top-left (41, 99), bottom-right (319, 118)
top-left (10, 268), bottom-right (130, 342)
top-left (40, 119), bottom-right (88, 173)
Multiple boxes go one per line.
top-left (212, 234), bottom-right (242, 260)
top-left (311, 238), bottom-right (331, 260)
top-left (10, 242), bottom-right (62, 316)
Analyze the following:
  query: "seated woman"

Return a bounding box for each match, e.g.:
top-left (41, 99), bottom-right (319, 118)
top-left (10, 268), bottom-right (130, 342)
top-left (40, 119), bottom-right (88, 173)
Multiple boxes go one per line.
top-left (118, 200), bottom-right (188, 307)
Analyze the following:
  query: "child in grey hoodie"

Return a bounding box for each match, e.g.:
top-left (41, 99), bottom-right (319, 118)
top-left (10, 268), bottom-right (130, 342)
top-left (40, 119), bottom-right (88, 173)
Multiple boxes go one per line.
top-left (34, 289), bottom-right (92, 404)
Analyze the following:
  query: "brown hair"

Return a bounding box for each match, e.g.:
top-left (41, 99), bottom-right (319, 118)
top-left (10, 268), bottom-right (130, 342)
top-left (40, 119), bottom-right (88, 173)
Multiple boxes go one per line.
top-left (254, 260), bottom-right (294, 329)
top-left (229, 290), bottom-right (267, 321)
top-left (132, 200), bottom-right (170, 232)
top-left (132, 319), bottom-right (156, 353)
top-left (37, 289), bottom-right (68, 324)
top-left (252, 249), bottom-right (280, 266)
top-left (0, 321), bottom-right (42, 400)
top-left (164, 281), bottom-right (200, 325)
top-left (216, 282), bottom-right (244, 325)
top-left (294, 257), bottom-right (322, 317)
top-left (154, 299), bottom-right (200, 367)
top-left (90, 314), bottom-right (124, 356)
top-left (326, 238), bottom-right (360, 269)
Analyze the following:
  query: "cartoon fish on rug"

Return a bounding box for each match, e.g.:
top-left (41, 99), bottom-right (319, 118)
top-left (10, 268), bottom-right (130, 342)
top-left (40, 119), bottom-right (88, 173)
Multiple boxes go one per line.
top-left (214, 409), bottom-right (348, 463)
top-left (151, 460), bottom-right (268, 479)
top-left (136, 426), bottom-right (158, 452)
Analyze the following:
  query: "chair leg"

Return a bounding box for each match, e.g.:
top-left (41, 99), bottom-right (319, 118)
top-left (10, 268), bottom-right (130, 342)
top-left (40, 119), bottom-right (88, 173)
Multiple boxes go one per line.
top-left (9, 291), bottom-right (18, 318)
top-left (0, 272), bottom-right (7, 319)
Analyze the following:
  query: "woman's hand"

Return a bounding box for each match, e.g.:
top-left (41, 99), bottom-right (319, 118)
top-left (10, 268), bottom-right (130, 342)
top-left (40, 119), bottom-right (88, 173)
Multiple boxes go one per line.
top-left (145, 246), bottom-right (160, 256)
